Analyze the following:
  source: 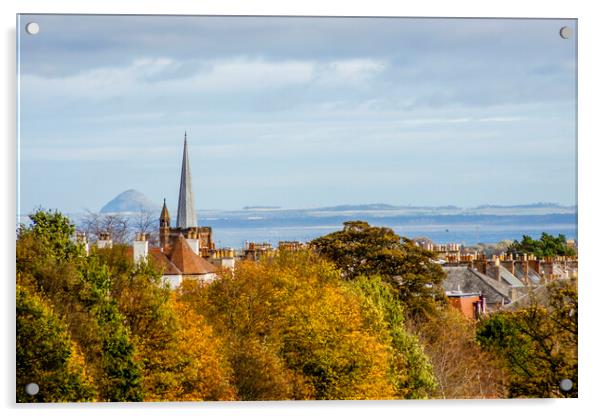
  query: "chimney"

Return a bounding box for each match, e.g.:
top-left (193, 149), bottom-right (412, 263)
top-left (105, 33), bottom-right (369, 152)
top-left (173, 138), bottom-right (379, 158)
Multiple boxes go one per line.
top-left (474, 256), bottom-right (487, 274)
top-left (75, 231), bottom-right (89, 255)
top-left (186, 237), bottom-right (200, 256)
top-left (528, 259), bottom-right (541, 275)
top-left (133, 233), bottom-right (149, 264)
top-left (521, 258), bottom-right (530, 286)
top-left (97, 232), bottom-right (113, 249)
top-left (486, 258), bottom-right (501, 281)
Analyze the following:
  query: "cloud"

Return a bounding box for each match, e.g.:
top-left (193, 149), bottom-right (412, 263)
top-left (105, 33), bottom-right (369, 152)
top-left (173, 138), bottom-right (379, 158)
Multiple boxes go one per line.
top-left (20, 56), bottom-right (387, 103)
top-left (316, 59), bottom-right (387, 84)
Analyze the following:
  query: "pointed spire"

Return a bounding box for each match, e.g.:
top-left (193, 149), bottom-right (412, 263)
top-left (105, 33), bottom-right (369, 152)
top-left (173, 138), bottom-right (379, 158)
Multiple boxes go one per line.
top-left (160, 198), bottom-right (170, 224)
top-left (176, 133), bottom-right (198, 228)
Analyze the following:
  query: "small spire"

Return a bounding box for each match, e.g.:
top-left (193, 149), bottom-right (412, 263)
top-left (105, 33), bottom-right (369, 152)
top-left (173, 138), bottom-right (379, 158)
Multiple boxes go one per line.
top-left (160, 198), bottom-right (170, 222)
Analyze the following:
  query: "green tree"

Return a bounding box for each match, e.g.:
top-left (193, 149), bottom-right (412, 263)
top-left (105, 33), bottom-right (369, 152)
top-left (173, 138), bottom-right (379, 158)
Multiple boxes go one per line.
top-left (508, 233), bottom-right (576, 258)
top-left (311, 221), bottom-right (446, 317)
top-left (476, 279), bottom-right (577, 398)
top-left (17, 209), bottom-right (144, 401)
top-left (17, 284), bottom-right (96, 402)
top-left (347, 275), bottom-right (437, 398)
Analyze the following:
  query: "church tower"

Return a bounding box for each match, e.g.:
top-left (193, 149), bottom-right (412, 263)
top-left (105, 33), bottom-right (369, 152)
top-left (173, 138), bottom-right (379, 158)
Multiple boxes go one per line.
top-left (176, 132), bottom-right (198, 229)
top-left (159, 132), bottom-right (215, 256)
top-left (159, 198), bottom-right (170, 249)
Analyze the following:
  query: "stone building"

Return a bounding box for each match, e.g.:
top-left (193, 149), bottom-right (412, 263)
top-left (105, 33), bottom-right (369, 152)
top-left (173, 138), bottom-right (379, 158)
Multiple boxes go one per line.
top-left (159, 133), bottom-right (215, 257)
top-left (128, 133), bottom-right (225, 287)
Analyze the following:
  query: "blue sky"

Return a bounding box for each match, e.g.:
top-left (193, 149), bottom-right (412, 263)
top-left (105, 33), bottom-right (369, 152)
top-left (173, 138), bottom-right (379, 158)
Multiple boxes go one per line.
top-left (17, 15), bottom-right (577, 214)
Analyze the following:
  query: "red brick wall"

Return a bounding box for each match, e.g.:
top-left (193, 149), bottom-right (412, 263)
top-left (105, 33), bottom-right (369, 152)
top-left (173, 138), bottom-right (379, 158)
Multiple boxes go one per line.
top-left (448, 296), bottom-right (480, 319)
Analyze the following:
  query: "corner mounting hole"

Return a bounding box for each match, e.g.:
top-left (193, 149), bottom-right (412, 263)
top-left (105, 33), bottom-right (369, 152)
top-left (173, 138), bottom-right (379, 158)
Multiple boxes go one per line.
top-left (25, 22), bottom-right (40, 35)
top-left (25, 382), bottom-right (39, 396)
top-left (559, 378), bottom-right (573, 392)
top-left (559, 26), bottom-right (572, 39)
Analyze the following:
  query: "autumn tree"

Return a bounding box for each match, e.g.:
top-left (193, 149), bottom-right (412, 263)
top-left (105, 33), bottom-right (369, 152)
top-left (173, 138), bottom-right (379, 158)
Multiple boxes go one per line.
top-left (409, 307), bottom-right (507, 399)
top-left (476, 279), bottom-right (577, 398)
top-left (311, 221), bottom-right (446, 318)
top-left (347, 275), bottom-right (437, 398)
top-left (178, 250), bottom-right (424, 400)
top-left (17, 209), bottom-right (143, 401)
top-left (17, 284), bottom-right (96, 403)
top-left (95, 244), bottom-right (235, 401)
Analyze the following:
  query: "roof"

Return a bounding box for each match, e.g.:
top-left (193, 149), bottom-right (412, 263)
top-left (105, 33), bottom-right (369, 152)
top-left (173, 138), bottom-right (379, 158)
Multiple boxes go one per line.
top-left (498, 265), bottom-right (525, 287)
top-left (149, 247), bottom-right (181, 275)
top-left (443, 266), bottom-right (511, 306)
top-left (514, 263), bottom-right (541, 285)
top-left (446, 291), bottom-right (481, 298)
top-left (169, 235), bottom-right (217, 275)
top-left (503, 285), bottom-right (550, 310)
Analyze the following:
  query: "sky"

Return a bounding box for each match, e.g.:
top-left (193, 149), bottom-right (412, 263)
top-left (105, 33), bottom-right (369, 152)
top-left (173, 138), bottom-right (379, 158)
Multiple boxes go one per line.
top-left (17, 15), bottom-right (577, 214)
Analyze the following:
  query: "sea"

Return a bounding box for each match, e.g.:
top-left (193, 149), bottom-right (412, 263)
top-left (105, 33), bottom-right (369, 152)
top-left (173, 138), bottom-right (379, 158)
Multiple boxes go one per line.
top-left (196, 206), bottom-right (577, 248)
top-left (18, 205), bottom-right (578, 249)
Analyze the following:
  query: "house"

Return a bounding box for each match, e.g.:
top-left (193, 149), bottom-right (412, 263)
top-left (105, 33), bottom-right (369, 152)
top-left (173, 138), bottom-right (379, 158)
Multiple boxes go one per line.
top-left (132, 233), bottom-right (218, 288)
top-left (446, 290), bottom-right (486, 319)
top-left (443, 266), bottom-right (513, 310)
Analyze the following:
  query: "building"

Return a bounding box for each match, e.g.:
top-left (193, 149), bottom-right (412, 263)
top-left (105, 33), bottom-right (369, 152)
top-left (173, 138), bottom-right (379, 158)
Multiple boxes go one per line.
top-left (446, 291), bottom-right (486, 320)
top-left (443, 266), bottom-right (513, 311)
top-left (243, 241), bottom-right (274, 261)
top-left (127, 133), bottom-right (226, 287)
top-left (159, 133), bottom-right (215, 257)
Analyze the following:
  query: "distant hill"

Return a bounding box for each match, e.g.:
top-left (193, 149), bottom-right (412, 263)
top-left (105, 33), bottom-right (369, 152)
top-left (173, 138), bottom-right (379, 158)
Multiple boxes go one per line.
top-left (475, 202), bottom-right (570, 209)
top-left (100, 189), bottom-right (159, 214)
top-left (319, 203), bottom-right (399, 211)
top-left (243, 206), bottom-right (282, 210)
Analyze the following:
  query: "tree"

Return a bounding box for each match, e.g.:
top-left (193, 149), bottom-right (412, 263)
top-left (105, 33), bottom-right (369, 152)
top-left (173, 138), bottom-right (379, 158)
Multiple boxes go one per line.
top-left (508, 233), bottom-right (576, 258)
top-left (17, 209), bottom-right (144, 402)
top-left (17, 284), bottom-right (96, 402)
top-left (96, 245), bottom-right (235, 401)
top-left (476, 279), bottom-right (577, 398)
top-left (409, 307), bottom-right (507, 399)
top-left (131, 209), bottom-right (159, 246)
top-left (18, 209), bottom-right (85, 262)
top-left (178, 250), bottom-right (410, 400)
top-left (80, 210), bottom-right (131, 243)
top-left (347, 275), bottom-right (437, 398)
top-left (311, 221), bottom-right (446, 318)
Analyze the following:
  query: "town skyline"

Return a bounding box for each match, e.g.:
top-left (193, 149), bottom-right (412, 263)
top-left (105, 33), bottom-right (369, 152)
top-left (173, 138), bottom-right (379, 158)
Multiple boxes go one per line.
top-left (18, 15), bottom-right (577, 215)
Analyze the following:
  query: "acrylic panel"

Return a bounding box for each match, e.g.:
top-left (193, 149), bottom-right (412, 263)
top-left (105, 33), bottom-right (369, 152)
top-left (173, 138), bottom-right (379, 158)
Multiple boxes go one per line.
top-left (16, 14), bottom-right (577, 402)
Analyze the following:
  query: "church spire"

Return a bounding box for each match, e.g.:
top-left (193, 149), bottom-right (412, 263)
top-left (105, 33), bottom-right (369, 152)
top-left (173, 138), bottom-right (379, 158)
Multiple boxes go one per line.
top-left (160, 198), bottom-right (170, 226)
top-left (176, 133), bottom-right (198, 228)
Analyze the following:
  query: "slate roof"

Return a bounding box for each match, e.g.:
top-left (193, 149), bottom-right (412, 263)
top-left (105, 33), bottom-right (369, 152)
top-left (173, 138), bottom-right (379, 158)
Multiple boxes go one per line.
top-left (503, 285), bottom-right (550, 310)
top-left (514, 264), bottom-right (541, 285)
top-left (498, 265), bottom-right (525, 287)
top-left (169, 235), bottom-right (217, 275)
top-left (443, 266), bottom-right (511, 306)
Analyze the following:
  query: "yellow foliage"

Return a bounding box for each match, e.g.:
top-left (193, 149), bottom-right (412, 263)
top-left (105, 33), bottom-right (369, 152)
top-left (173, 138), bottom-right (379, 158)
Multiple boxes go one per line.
top-left (178, 251), bottom-right (398, 400)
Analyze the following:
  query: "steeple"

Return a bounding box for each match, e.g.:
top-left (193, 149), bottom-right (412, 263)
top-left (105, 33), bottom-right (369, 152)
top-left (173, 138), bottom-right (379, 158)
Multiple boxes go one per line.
top-left (176, 133), bottom-right (198, 228)
top-left (159, 198), bottom-right (171, 249)
top-left (160, 198), bottom-right (170, 227)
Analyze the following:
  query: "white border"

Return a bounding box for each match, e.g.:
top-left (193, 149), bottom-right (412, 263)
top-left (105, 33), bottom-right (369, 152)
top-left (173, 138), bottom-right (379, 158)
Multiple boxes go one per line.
top-left (2, 1), bottom-right (600, 417)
